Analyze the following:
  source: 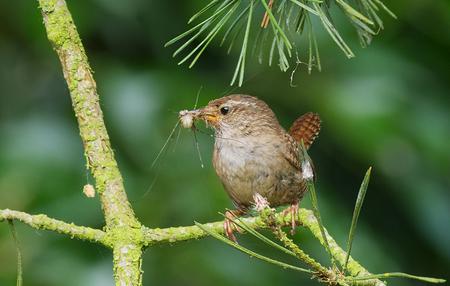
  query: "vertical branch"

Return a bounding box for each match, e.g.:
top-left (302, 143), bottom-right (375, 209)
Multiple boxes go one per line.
top-left (113, 240), bottom-right (144, 286)
top-left (38, 0), bottom-right (139, 230)
top-left (37, 0), bottom-right (143, 284)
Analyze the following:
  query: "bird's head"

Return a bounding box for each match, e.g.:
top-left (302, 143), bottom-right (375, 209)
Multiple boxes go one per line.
top-left (196, 94), bottom-right (280, 137)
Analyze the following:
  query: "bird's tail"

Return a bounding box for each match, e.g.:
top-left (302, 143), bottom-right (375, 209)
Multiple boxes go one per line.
top-left (288, 112), bottom-right (321, 150)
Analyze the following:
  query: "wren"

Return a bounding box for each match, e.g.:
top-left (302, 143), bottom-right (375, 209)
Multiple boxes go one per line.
top-left (180, 94), bottom-right (321, 240)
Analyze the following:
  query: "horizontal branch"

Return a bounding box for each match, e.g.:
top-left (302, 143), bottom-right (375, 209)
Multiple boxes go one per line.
top-left (142, 211), bottom-right (310, 246)
top-left (2, 207), bottom-right (387, 285)
top-left (143, 208), bottom-right (385, 285)
top-left (0, 209), bottom-right (107, 246)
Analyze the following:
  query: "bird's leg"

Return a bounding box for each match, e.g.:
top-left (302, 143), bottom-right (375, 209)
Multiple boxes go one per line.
top-left (224, 209), bottom-right (245, 242)
top-left (282, 200), bottom-right (299, 235)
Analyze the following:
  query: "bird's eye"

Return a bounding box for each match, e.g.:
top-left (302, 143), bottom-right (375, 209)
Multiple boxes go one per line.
top-left (220, 106), bottom-right (230, 115)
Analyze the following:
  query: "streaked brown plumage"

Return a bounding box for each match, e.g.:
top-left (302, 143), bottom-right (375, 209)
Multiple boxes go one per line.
top-left (185, 94), bottom-right (321, 239)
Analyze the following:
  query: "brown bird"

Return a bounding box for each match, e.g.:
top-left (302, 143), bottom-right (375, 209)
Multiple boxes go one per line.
top-left (181, 94), bottom-right (321, 240)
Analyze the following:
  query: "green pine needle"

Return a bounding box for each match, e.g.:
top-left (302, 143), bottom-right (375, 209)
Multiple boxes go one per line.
top-left (185, 2), bottom-right (239, 68)
top-left (165, 0), bottom-right (395, 85)
top-left (188, 0), bottom-right (220, 24)
top-left (195, 221), bottom-right (313, 273)
top-left (336, 0), bottom-right (374, 25)
top-left (165, 0), bottom-right (236, 49)
top-left (231, 0), bottom-right (254, 86)
top-left (227, 213), bottom-right (299, 258)
top-left (261, 0), bottom-right (293, 53)
top-left (221, 2), bottom-right (252, 46)
top-left (343, 167), bottom-right (371, 273)
top-left (346, 272), bottom-right (446, 284)
top-left (299, 141), bottom-right (336, 268)
top-left (312, 2), bottom-right (355, 58)
top-left (289, 0), bottom-right (319, 15)
top-left (8, 220), bottom-right (23, 286)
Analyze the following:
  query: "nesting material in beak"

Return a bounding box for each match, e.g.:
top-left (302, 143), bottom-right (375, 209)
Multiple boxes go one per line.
top-left (179, 109), bottom-right (198, 128)
top-left (179, 107), bottom-right (219, 128)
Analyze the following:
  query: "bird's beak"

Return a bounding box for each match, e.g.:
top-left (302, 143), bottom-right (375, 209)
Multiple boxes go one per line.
top-left (198, 106), bottom-right (219, 125)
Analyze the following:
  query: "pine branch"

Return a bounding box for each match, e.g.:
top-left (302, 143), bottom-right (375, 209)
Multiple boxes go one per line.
top-left (166, 0), bottom-right (397, 86)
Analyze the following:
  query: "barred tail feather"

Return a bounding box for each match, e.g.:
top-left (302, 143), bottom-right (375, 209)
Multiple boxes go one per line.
top-left (288, 112), bottom-right (321, 149)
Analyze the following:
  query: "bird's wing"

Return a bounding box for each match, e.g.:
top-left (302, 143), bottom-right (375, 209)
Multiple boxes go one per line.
top-left (288, 112), bottom-right (321, 150)
top-left (282, 133), bottom-right (301, 170)
top-left (283, 132), bottom-right (318, 182)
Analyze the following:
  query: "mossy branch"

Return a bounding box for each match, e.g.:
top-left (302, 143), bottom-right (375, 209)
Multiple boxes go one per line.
top-left (2, 205), bottom-right (386, 285)
top-left (38, 0), bottom-right (139, 231)
top-left (0, 209), bottom-right (107, 245)
top-left (3, 204), bottom-right (445, 285)
top-left (37, 0), bottom-right (142, 284)
top-left (142, 208), bottom-right (386, 286)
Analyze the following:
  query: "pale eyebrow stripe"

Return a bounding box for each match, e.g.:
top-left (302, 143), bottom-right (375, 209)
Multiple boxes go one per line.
top-left (226, 100), bottom-right (257, 108)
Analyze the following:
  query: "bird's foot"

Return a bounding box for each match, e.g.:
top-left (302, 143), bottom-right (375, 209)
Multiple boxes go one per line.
top-left (282, 201), bottom-right (299, 235)
top-left (223, 209), bottom-right (244, 243)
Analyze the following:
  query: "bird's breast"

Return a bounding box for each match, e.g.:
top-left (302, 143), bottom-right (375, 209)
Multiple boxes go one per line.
top-left (213, 135), bottom-right (302, 208)
top-left (213, 136), bottom-right (279, 175)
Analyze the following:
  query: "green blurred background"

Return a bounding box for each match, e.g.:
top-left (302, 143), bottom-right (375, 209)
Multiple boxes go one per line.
top-left (0, 1), bottom-right (449, 285)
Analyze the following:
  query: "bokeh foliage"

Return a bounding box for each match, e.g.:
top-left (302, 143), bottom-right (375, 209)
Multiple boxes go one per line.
top-left (0, 0), bottom-right (449, 285)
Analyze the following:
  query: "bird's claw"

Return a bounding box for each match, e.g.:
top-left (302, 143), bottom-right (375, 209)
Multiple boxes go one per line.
top-left (224, 210), bottom-right (243, 243)
top-left (282, 201), bottom-right (299, 235)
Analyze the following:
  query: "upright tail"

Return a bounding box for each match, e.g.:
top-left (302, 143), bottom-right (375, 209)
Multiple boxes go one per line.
top-left (288, 112), bottom-right (321, 150)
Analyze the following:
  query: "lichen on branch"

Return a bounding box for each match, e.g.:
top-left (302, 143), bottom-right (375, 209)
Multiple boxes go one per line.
top-left (0, 209), bottom-right (107, 245)
top-left (37, 0), bottom-right (143, 284)
top-left (38, 0), bottom-right (139, 230)
top-left (142, 208), bottom-right (386, 285)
